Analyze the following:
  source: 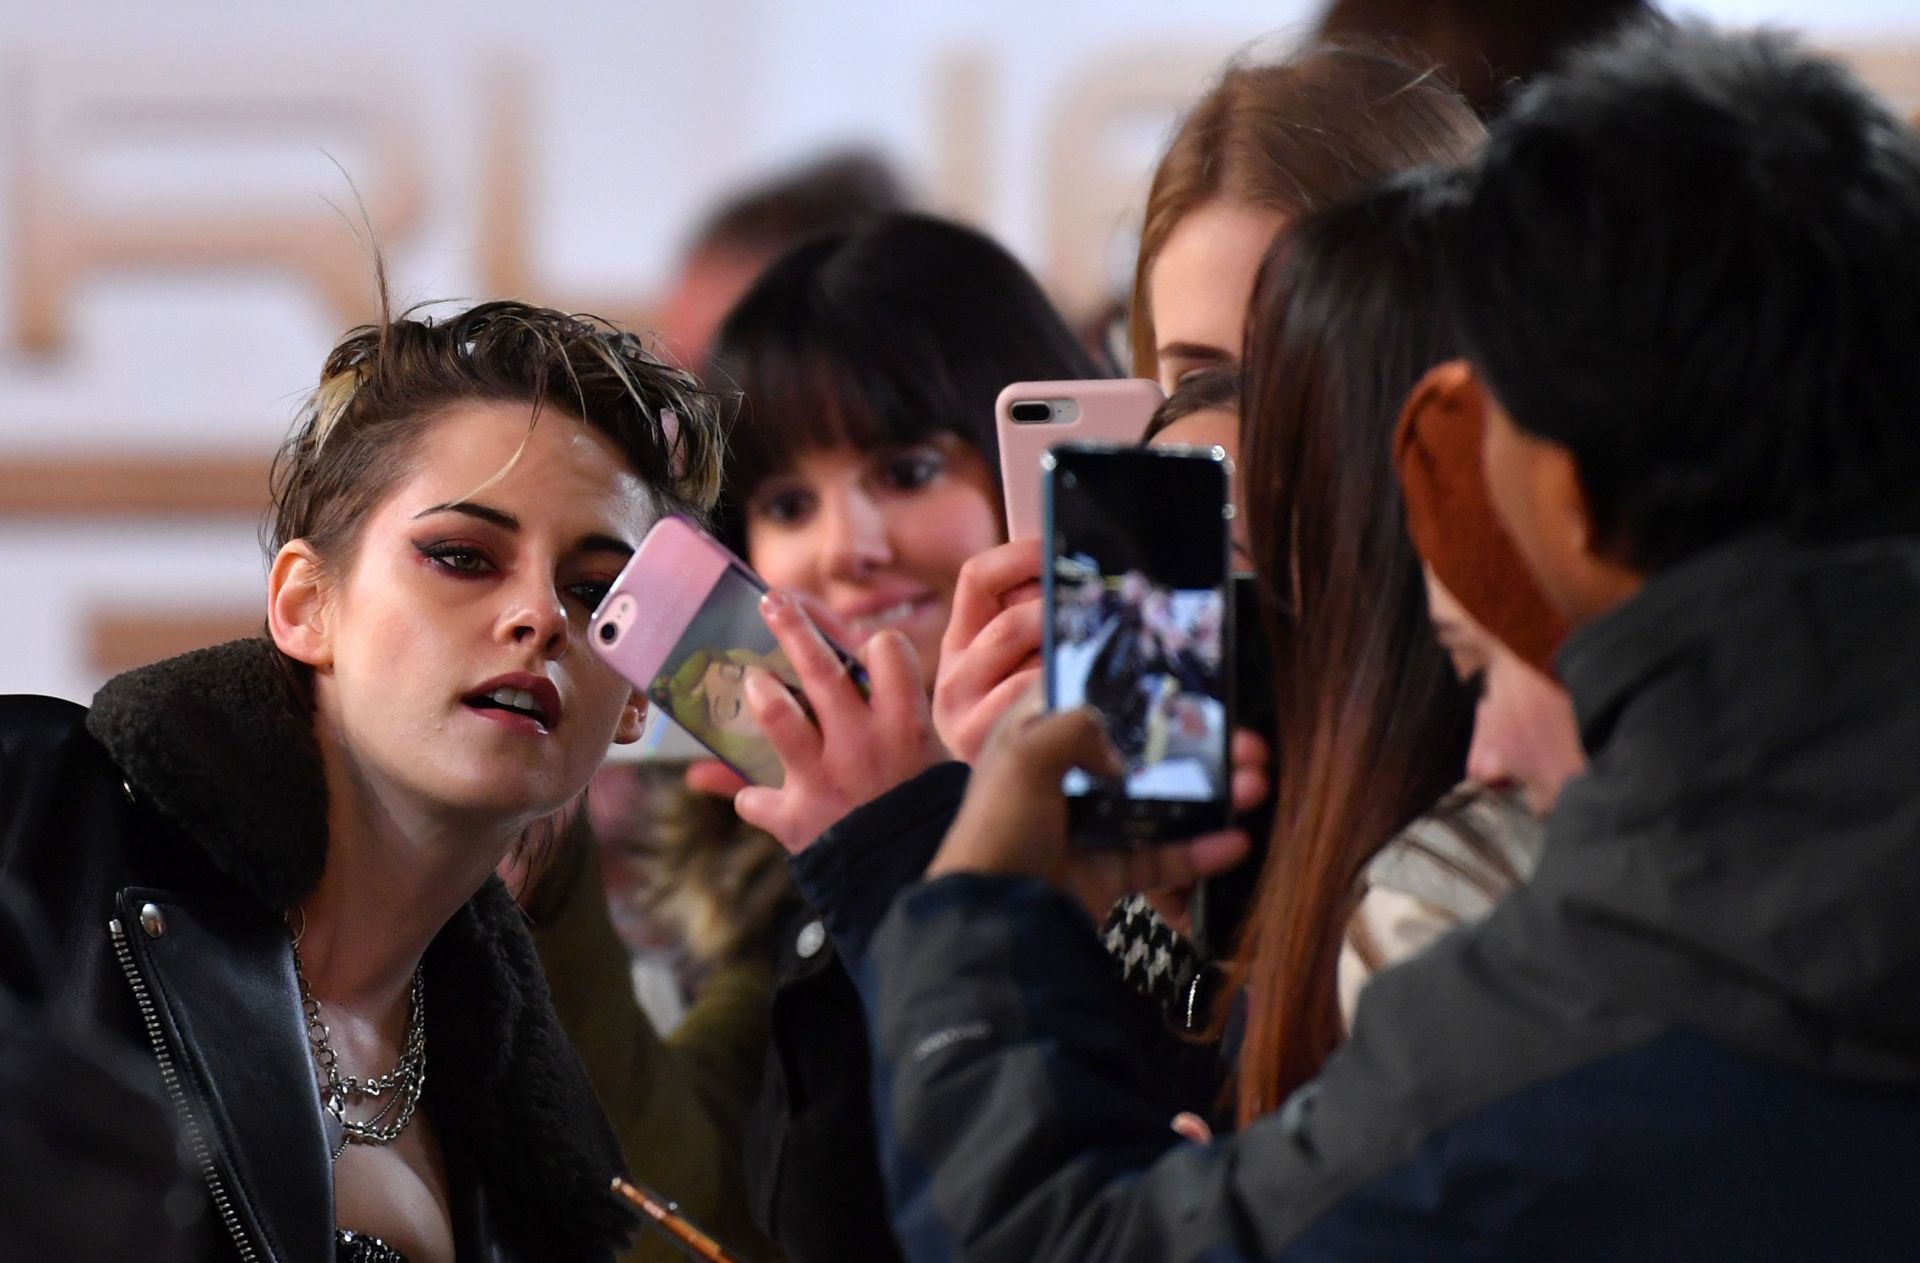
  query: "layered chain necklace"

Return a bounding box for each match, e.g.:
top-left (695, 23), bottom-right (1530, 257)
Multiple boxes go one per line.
top-left (287, 910), bottom-right (428, 1160)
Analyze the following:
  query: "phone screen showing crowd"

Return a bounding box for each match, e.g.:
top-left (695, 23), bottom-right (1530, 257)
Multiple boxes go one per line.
top-left (1045, 444), bottom-right (1231, 840)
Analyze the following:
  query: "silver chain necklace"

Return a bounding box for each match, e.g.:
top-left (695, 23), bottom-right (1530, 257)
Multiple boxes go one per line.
top-left (287, 910), bottom-right (427, 1160)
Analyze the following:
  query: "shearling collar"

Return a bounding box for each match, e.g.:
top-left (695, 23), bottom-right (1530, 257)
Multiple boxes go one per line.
top-left (88, 637), bottom-right (329, 908)
top-left (85, 638), bottom-right (635, 1260)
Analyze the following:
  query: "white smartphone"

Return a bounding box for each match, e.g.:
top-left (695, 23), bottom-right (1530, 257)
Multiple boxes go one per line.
top-left (590, 515), bottom-right (864, 787)
top-left (996, 378), bottom-right (1165, 541)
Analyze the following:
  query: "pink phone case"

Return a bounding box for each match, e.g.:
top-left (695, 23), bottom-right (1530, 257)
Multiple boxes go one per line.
top-left (591, 515), bottom-right (735, 694)
top-left (997, 379), bottom-right (1165, 541)
top-left (591, 516), bottom-right (864, 787)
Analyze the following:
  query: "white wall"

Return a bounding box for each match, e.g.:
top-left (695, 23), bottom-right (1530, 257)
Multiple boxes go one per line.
top-left (1, 0), bottom-right (1915, 701)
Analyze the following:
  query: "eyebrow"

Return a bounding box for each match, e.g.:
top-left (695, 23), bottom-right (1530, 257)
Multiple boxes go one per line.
top-left (1156, 342), bottom-right (1234, 366)
top-left (413, 500), bottom-right (636, 558)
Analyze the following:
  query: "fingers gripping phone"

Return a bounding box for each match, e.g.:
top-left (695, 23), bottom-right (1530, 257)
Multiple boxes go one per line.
top-left (590, 516), bottom-right (865, 788)
top-left (998, 379), bottom-right (1165, 542)
top-left (1043, 443), bottom-right (1233, 843)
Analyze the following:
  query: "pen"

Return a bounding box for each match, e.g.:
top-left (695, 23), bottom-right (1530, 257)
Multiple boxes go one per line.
top-left (610, 1177), bottom-right (739, 1263)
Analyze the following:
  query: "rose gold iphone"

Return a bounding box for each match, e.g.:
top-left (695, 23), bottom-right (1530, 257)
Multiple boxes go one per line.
top-left (996, 378), bottom-right (1165, 541)
top-left (590, 516), bottom-right (863, 787)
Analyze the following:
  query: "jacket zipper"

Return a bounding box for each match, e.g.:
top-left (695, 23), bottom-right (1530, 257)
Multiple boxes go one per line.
top-left (110, 916), bottom-right (264, 1263)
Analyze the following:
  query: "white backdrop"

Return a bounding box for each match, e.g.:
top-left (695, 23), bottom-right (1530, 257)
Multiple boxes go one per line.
top-left (2, 0), bottom-right (1915, 701)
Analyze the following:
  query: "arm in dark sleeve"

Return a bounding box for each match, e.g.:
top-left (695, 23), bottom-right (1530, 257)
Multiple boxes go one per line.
top-left (860, 873), bottom-right (1395, 1263)
top-left (787, 761), bottom-right (970, 969)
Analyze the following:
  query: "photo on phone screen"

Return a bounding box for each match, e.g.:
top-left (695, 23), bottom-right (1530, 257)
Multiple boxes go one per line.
top-left (1045, 444), bottom-right (1231, 838)
top-left (642, 567), bottom-right (802, 787)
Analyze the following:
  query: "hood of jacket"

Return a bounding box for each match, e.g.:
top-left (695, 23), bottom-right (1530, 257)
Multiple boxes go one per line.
top-left (1538, 530), bottom-right (1920, 1084)
top-left (85, 637), bottom-right (634, 1260)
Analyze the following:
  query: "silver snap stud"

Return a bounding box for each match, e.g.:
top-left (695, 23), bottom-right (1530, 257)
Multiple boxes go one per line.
top-left (795, 919), bottom-right (826, 960)
top-left (139, 902), bottom-right (167, 939)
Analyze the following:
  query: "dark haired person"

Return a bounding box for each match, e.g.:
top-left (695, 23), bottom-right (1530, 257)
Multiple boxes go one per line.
top-left (0, 298), bottom-right (726, 1261)
top-left (658, 149), bottom-right (908, 363)
top-left (583, 210), bottom-right (1096, 1263)
top-left (851, 24), bottom-right (1920, 1259)
top-left (1314, 0), bottom-right (1661, 117)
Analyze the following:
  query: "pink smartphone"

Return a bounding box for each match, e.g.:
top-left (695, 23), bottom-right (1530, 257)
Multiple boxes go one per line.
top-left (590, 516), bottom-right (864, 788)
top-left (997, 378), bottom-right (1165, 541)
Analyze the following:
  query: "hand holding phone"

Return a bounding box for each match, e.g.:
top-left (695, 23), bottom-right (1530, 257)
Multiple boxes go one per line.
top-left (730, 590), bottom-right (946, 853)
top-left (591, 516), bottom-right (867, 789)
top-left (924, 698), bottom-right (1250, 924)
top-left (931, 537), bottom-right (1047, 763)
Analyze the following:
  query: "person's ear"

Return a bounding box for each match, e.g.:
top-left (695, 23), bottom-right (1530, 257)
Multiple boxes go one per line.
top-left (267, 541), bottom-right (334, 669)
top-left (1400, 359), bottom-right (1480, 442)
top-left (612, 692), bottom-right (647, 745)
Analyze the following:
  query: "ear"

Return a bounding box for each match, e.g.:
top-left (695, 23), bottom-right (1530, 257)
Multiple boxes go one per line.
top-left (611, 692), bottom-right (647, 746)
top-left (266, 541), bottom-right (334, 670)
top-left (1398, 359), bottom-right (1480, 450)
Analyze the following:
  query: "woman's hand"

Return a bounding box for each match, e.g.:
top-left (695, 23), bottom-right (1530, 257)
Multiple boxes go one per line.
top-left (732, 589), bottom-right (949, 853)
top-left (932, 539), bottom-right (1047, 763)
top-left (926, 691), bottom-right (1248, 924)
top-left (682, 591), bottom-right (856, 801)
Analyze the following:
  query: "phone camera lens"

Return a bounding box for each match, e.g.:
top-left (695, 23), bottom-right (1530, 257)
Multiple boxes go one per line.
top-left (598, 622), bottom-right (618, 644)
top-left (1010, 401), bottom-right (1052, 423)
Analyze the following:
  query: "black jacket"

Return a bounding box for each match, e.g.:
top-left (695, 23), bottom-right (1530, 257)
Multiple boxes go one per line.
top-left (861, 533), bottom-right (1920, 1260)
top-left (0, 878), bottom-right (196, 1260)
top-left (0, 639), bottom-right (635, 1262)
top-left (749, 760), bottom-right (1218, 1262)
top-left (742, 761), bottom-right (971, 1263)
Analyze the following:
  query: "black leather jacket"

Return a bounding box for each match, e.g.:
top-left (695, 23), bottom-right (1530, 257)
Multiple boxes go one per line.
top-left (0, 639), bottom-right (635, 1262)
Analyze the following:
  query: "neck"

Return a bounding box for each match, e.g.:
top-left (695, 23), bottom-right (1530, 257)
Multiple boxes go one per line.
top-left (293, 714), bottom-right (520, 1011)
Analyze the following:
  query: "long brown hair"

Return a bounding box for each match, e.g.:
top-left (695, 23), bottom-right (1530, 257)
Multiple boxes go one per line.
top-left (1130, 45), bottom-right (1485, 379)
top-left (1227, 170), bottom-right (1480, 1124)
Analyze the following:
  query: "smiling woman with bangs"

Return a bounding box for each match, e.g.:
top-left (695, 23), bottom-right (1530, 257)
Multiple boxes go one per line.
top-left (693, 209), bottom-right (1102, 1262)
top-left (708, 210), bottom-right (1102, 683)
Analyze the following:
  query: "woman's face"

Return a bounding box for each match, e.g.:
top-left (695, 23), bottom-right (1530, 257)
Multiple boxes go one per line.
top-left (1424, 571), bottom-right (1586, 817)
top-left (301, 400), bottom-right (652, 831)
top-left (700, 659), bottom-right (757, 736)
top-left (1146, 198), bottom-right (1288, 393)
top-left (745, 433), bottom-right (1001, 681)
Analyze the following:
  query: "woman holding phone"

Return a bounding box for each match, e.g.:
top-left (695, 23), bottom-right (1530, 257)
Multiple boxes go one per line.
top-left (936, 44), bottom-right (1486, 761)
top-left (0, 294), bottom-right (725, 1262)
top-left (710, 210), bottom-right (1103, 1263)
top-left (1132, 45), bottom-right (1486, 393)
top-left (528, 211), bottom-right (1102, 1263)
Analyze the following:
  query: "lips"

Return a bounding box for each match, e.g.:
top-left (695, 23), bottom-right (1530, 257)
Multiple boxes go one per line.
top-left (835, 591), bottom-right (938, 642)
top-left (463, 672), bottom-right (563, 733)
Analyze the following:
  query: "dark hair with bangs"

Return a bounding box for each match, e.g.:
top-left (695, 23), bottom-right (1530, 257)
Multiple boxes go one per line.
top-left (705, 211), bottom-right (1103, 551)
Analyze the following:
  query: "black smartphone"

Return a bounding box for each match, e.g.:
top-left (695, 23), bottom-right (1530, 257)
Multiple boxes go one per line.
top-left (1043, 442), bottom-right (1233, 844)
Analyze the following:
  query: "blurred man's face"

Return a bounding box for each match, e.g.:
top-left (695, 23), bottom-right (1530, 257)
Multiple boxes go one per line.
top-left (1479, 384), bottom-right (1641, 627)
